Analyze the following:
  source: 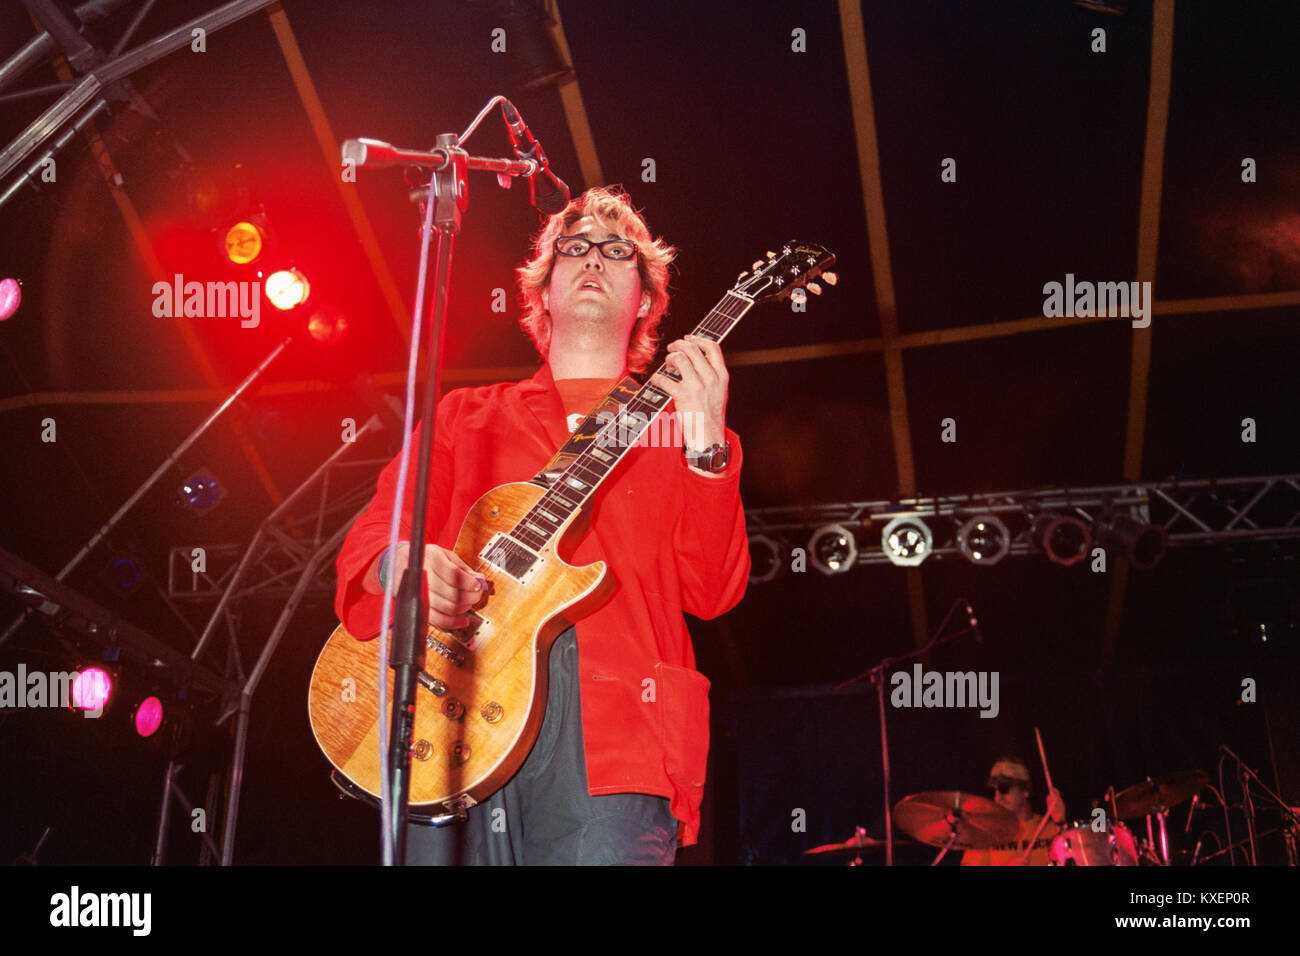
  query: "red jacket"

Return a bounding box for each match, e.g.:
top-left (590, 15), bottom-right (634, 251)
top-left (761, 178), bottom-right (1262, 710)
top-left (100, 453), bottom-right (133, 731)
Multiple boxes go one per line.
top-left (334, 364), bottom-right (749, 845)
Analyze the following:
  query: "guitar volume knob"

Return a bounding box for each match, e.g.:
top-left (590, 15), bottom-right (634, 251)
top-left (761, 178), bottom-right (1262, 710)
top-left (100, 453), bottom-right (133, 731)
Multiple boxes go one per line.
top-left (443, 698), bottom-right (465, 721)
top-left (481, 701), bottom-right (504, 723)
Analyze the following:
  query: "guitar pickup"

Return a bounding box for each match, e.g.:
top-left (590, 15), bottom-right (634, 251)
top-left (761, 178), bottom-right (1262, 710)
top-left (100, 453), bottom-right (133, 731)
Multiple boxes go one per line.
top-left (480, 533), bottom-right (542, 584)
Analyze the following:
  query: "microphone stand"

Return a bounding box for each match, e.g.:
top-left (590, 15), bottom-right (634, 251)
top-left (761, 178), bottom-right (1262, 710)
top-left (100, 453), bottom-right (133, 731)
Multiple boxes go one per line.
top-left (354, 100), bottom-right (551, 866)
top-left (383, 131), bottom-right (464, 867)
top-left (834, 598), bottom-right (978, 866)
top-left (1218, 743), bottom-right (1297, 867)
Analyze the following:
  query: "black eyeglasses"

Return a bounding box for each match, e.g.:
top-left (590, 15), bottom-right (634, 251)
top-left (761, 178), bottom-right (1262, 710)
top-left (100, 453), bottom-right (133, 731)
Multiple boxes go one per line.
top-left (991, 782), bottom-right (1021, 795)
top-left (554, 236), bottom-right (639, 261)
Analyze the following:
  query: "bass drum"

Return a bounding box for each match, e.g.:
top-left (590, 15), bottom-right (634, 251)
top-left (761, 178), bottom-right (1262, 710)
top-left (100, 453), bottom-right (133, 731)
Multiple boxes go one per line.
top-left (1048, 820), bottom-right (1139, 866)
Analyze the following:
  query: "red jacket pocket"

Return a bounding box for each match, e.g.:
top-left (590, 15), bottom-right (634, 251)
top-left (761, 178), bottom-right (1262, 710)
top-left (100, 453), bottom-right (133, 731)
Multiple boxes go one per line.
top-left (654, 661), bottom-right (711, 841)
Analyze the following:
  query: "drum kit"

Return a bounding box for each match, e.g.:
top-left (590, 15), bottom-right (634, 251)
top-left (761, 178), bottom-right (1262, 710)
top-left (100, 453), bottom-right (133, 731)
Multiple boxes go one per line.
top-left (806, 769), bottom-right (1211, 866)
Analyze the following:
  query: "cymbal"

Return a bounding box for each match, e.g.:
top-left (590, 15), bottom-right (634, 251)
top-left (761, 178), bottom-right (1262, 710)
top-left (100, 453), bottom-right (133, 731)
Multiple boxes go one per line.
top-left (893, 790), bottom-right (1019, 850)
top-left (1110, 771), bottom-right (1209, 819)
top-left (804, 827), bottom-right (913, 855)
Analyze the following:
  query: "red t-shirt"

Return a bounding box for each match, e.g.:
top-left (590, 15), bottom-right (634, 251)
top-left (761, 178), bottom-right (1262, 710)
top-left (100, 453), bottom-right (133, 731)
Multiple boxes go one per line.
top-left (333, 364), bottom-right (749, 844)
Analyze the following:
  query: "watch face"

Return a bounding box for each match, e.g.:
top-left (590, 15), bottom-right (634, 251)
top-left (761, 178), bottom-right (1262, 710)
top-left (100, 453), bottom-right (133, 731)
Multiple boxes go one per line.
top-left (688, 442), bottom-right (729, 472)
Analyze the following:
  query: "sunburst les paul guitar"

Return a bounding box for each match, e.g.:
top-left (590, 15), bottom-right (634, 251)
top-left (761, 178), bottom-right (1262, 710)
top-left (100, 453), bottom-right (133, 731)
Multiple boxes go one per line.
top-left (307, 242), bottom-right (836, 815)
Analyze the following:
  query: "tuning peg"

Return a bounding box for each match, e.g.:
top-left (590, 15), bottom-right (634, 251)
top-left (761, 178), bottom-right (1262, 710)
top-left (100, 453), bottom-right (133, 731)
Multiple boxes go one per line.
top-left (737, 272), bottom-right (748, 282)
top-left (766, 251), bottom-right (777, 259)
top-left (821, 271), bottom-right (838, 286)
top-left (790, 288), bottom-right (807, 305)
top-left (806, 282), bottom-right (822, 296)
top-left (752, 260), bottom-right (763, 270)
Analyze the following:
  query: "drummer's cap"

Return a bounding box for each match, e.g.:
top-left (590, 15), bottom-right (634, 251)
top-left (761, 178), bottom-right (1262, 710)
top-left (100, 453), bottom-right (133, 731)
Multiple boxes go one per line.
top-left (987, 757), bottom-right (1031, 788)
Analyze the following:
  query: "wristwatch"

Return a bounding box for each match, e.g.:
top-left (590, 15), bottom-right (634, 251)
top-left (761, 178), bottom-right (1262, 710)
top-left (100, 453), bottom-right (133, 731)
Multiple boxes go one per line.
top-left (683, 441), bottom-right (731, 473)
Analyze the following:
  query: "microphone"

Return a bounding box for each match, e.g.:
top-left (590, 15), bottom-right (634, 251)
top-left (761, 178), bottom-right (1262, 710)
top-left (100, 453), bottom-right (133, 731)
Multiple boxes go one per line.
top-left (341, 138), bottom-right (448, 170)
top-left (964, 600), bottom-right (984, 643)
top-left (500, 101), bottom-right (570, 215)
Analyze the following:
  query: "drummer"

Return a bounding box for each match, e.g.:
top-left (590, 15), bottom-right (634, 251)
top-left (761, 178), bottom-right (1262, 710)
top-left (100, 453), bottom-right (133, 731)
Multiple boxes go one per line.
top-left (961, 756), bottom-right (1066, 866)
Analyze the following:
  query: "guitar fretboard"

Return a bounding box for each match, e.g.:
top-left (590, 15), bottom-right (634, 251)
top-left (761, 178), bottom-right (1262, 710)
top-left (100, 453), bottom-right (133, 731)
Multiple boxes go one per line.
top-left (506, 290), bottom-right (754, 554)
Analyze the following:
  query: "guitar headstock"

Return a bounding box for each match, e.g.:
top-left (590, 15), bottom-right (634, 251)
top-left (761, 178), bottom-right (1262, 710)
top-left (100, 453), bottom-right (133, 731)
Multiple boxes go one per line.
top-left (733, 241), bottom-right (838, 305)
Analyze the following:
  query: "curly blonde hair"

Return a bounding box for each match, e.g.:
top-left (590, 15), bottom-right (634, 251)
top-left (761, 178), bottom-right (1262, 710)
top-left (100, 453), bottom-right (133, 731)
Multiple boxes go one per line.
top-left (516, 186), bottom-right (675, 375)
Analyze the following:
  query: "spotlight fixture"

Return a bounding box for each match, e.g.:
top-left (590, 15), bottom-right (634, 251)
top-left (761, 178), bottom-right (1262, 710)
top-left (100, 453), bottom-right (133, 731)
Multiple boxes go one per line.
top-left (809, 525), bottom-right (857, 576)
top-left (0, 276), bottom-right (20, 321)
top-left (490, 0), bottom-right (574, 90)
top-left (108, 555), bottom-right (143, 592)
top-left (1034, 514), bottom-right (1092, 566)
top-left (265, 268), bottom-right (310, 311)
top-left (185, 164), bottom-right (250, 223)
top-left (133, 696), bottom-right (164, 737)
top-left (131, 691), bottom-right (194, 755)
top-left (957, 515), bottom-right (1010, 566)
top-left (748, 535), bottom-right (782, 584)
top-left (222, 219), bottom-right (267, 265)
top-left (179, 468), bottom-right (227, 517)
top-left (306, 303), bottom-right (350, 347)
top-left (70, 666), bottom-right (113, 714)
top-left (882, 516), bottom-right (932, 567)
top-left (1093, 511), bottom-right (1167, 570)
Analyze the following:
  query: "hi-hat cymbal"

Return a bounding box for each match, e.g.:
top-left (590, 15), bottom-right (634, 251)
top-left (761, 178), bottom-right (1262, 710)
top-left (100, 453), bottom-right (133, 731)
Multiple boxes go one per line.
top-left (1110, 771), bottom-right (1209, 820)
top-left (892, 790), bottom-right (1019, 850)
top-left (804, 827), bottom-right (913, 855)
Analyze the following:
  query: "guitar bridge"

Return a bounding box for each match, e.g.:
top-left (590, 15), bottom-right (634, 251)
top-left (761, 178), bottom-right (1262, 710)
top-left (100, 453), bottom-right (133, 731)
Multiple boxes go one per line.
top-left (426, 633), bottom-right (465, 666)
top-left (446, 610), bottom-right (488, 651)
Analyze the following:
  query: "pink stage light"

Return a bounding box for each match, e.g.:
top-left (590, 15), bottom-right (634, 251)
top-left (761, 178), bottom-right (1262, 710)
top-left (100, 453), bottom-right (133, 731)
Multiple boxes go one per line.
top-left (134, 697), bottom-right (164, 737)
top-left (71, 667), bottom-right (113, 712)
top-left (0, 277), bottom-right (20, 321)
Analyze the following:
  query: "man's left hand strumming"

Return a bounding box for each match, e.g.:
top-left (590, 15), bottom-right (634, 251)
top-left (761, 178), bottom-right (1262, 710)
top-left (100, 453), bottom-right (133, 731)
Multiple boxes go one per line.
top-left (654, 333), bottom-right (731, 478)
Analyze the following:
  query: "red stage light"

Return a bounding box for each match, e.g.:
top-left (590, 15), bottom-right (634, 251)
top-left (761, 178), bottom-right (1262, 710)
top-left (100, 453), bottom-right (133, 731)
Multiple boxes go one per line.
top-left (71, 667), bottom-right (113, 712)
top-left (265, 268), bottom-right (310, 310)
top-left (134, 697), bottom-right (164, 737)
top-left (306, 307), bottom-right (349, 346)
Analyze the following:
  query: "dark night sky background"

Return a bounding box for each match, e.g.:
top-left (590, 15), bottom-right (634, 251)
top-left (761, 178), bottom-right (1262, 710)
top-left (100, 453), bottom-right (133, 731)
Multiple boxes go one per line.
top-left (0, 1), bottom-right (1297, 866)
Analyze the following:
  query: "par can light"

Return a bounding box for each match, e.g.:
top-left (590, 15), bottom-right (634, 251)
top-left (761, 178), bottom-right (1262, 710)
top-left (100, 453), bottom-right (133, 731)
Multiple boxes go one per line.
top-left (882, 516), bottom-right (932, 567)
top-left (957, 515), bottom-right (1010, 566)
top-left (809, 524), bottom-right (858, 576)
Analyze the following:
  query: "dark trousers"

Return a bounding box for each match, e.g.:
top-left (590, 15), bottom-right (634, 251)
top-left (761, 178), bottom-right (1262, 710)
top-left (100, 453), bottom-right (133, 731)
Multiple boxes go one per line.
top-left (405, 628), bottom-right (678, 865)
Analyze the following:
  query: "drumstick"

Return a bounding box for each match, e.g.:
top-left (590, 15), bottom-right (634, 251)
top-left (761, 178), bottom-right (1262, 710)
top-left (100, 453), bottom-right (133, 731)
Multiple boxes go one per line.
top-left (1035, 726), bottom-right (1054, 793)
top-left (1018, 809), bottom-right (1054, 865)
top-left (1018, 726), bottom-right (1057, 865)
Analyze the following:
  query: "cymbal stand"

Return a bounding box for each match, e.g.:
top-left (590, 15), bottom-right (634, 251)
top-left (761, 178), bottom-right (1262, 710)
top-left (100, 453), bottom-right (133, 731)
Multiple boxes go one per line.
top-left (834, 599), bottom-right (976, 866)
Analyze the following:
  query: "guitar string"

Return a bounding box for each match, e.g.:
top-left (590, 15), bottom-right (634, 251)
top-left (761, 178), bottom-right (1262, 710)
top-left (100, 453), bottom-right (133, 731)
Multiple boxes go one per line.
top-left (512, 293), bottom-right (752, 548)
top-left (440, 291), bottom-right (754, 633)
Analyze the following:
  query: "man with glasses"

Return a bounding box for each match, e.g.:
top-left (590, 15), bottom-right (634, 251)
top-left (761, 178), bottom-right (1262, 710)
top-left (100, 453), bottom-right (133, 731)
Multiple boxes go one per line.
top-left (961, 756), bottom-right (1067, 866)
top-left (334, 186), bottom-right (748, 864)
